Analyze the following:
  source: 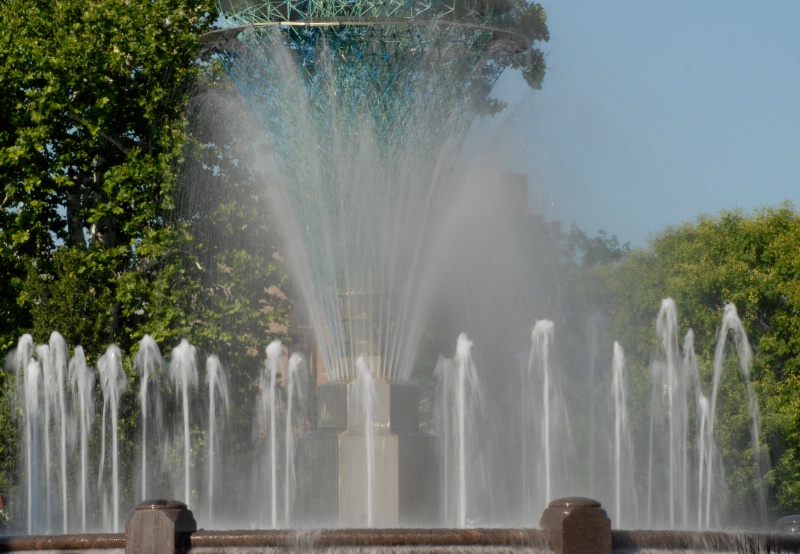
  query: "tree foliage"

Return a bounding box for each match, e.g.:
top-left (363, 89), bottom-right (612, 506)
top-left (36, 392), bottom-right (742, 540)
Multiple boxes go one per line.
top-left (567, 224), bottom-right (631, 269)
top-left (0, 0), bottom-right (291, 515)
top-left (580, 202), bottom-right (800, 516)
top-left (0, 0), bottom-right (214, 350)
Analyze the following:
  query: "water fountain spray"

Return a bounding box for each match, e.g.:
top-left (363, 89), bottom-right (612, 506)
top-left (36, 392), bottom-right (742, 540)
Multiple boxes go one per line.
top-left (97, 345), bottom-right (127, 531)
top-left (169, 339), bottom-right (198, 508)
top-left (263, 340), bottom-right (283, 528)
top-left (707, 303), bottom-right (766, 527)
top-left (135, 334), bottom-right (165, 502)
top-left (205, 354), bottom-right (229, 523)
top-left (353, 358), bottom-right (378, 527)
top-left (283, 353), bottom-right (307, 525)
top-left (67, 346), bottom-right (94, 533)
top-left (530, 320), bottom-right (555, 506)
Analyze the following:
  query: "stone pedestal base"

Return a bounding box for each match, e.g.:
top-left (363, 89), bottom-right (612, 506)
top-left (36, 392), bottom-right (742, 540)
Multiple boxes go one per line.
top-left (295, 380), bottom-right (438, 527)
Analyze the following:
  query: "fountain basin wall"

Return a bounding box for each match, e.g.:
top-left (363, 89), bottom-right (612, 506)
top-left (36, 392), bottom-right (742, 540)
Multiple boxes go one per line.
top-left (4, 533), bottom-right (800, 554)
top-left (4, 499), bottom-right (800, 554)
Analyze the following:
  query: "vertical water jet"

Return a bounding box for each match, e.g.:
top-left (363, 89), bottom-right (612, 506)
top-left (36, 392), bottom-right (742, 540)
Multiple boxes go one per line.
top-left (530, 320), bottom-right (555, 505)
top-left (136, 335), bottom-right (164, 502)
top-left (205, 354), bottom-right (229, 523)
top-left (707, 303), bottom-right (766, 527)
top-left (23, 356), bottom-right (41, 534)
top-left (36, 344), bottom-right (53, 532)
top-left (48, 332), bottom-right (69, 533)
top-left (169, 339), bottom-right (198, 508)
top-left (97, 345), bottom-right (127, 531)
top-left (353, 358), bottom-right (378, 527)
top-left (611, 341), bottom-right (636, 527)
top-left (68, 346), bottom-right (94, 533)
top-left (263, 340), bottom-right (283, 528)
top-left (283, 353), bottom-right (306, 526)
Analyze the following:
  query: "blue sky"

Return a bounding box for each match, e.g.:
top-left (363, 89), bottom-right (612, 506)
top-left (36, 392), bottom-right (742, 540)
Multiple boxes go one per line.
top-left (474, 1), bottom-right (800, 246)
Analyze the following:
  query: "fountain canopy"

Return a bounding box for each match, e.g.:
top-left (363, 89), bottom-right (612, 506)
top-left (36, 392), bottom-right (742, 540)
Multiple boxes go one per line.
top-left (202, 0), bottom-right (548, 383)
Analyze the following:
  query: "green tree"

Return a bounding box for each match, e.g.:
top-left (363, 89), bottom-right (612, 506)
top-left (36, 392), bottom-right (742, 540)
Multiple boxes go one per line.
top-left (0, 0), bottom-right (293, 520)
top-left (0, 0), bottom-right (216, 514)
top-left (567, 224), bottom-right (631, 269)
top-left (0, 0), bottom-right (216, 351)
top-left (582, 202), bottom-right (800, 517)
top-left (174, 73), bottom-right (292, 484)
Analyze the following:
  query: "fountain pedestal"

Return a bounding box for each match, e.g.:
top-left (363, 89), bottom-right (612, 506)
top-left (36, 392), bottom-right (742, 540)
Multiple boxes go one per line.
top-left (296, 379), bottom-right (438, 526)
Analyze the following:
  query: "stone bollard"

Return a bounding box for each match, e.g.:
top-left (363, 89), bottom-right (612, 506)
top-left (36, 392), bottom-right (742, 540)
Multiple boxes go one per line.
top-left (125, 500), bottom-right (197, 554)
top-left (539, 497), bottom-right (611, 554)
top-left (774, 515), bottom-right (800, 533)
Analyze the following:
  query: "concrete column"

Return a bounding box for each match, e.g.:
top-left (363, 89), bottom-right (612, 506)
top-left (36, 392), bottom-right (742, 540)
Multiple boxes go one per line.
top-left (540, 497), bottom-right (611, 554)
top-left (125, 500), bottom-right (197, 554)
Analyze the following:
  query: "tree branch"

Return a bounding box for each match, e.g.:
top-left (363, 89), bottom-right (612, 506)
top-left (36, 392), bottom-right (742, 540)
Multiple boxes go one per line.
top-left (68, 112), bottom-right (133, 155)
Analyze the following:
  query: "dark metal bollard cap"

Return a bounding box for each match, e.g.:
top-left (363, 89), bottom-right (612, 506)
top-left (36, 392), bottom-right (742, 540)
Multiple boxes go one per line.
top-left (548, 497), bottom-right (602, 508)
top-left (135, 499), bottom-right (189, 510)
top-left (774, 515), bottom-right (800, 533)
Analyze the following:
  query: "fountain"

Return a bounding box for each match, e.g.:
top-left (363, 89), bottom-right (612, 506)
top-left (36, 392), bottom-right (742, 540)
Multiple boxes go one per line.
top-left (2, 294), bottom-right (776, 550)
top-left (195, 0), bottom-right (549, 527)
top-left (0, 0), bottom-right (776, 544)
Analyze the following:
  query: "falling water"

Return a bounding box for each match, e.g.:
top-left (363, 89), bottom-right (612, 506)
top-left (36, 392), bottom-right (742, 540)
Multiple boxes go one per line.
top-left (3, 298), bottom-right (772, 533)
top-left (646, 354), bottom-right (658, 527)
top-left (36, 344), bottom-right (53, 532)
top-left (170, 339), bottom-right (198, 506)
top-left (354, 357), bottom-right (378, 527)
top-left (205, 354), bottom-right (229, 523)
top-left (97, 344), bottom-right (127, 531)
top-left (661, 299), bottom-right (686, 527)
top-left (706, 303), bottom-right (766, 527)
top-left (697, 393), bottom-right (714, 528)
top-left (433, 335), bottom-right (485, 527)
top-left (12, 334), bottom-right (34, 395)
top-left (434, 355), bottom-right (456, 524)
top-left (135, 334), bottom-right (164, 501)
top-left (530, 320), bottom-right (555, 505)
top-left (10, 335), bottom-right (36, 533)
top-left (264, 340), bottom-right (283, 528)
top-left (283, 353), bottom-right (307, 525)
top-left (23, 356), bottom-right (41, 534)
top-left (68, 346), bottom-right (94, 532)
top-left (647, 298), bottom-right (696, 529)
top-left (453, 333), bottom-right (479, 528)
top-left (682, 330), bottom-right (715, 529)
top-left (611, 341), bottom-right (636, 526)
top-left (586, 312), bottom-right (604, 498)
top-left (47, 333), bottom-right (69, 533)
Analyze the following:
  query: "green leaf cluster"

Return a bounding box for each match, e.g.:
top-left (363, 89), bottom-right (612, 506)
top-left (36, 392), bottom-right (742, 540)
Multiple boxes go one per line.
top-left (0, 0), bottom-right (291, 517)
top-left (579, 202), bottom-right (800, 516)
